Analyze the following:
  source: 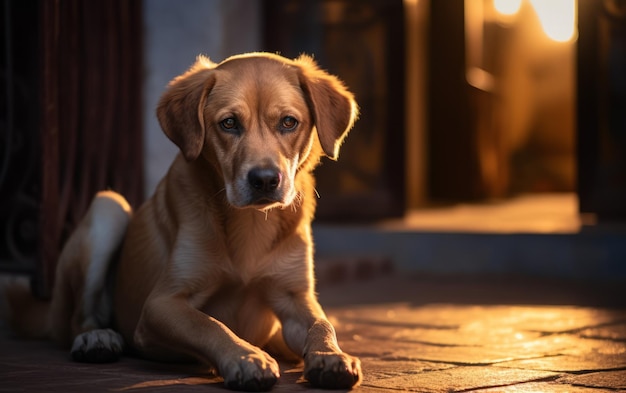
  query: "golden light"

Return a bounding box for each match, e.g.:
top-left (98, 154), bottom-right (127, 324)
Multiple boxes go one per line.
top-left (493, 0), bottom-right (522, 15)
top-left (492, 0), bottom-right (577, 42)
top-left (529, 0), bottom-right (577, 42)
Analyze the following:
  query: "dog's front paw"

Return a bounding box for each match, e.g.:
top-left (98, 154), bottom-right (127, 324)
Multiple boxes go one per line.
top-left (71, 328), bottom-right (124, 363)
top-left (304, 351), bottom-right (362, 389)
top-left (221, 349), bottom-right (280, 392)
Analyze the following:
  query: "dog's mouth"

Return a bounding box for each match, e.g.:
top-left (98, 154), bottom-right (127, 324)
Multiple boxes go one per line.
top-left (228, 195), bottom-right (292, 211)
top-left (249, 197), bottom-right (282, 209)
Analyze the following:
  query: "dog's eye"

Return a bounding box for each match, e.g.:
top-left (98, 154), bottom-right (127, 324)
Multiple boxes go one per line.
top-left (279, 116), bottom-right (298, 132)
top-left (220, 117), bottom-right (238, 132)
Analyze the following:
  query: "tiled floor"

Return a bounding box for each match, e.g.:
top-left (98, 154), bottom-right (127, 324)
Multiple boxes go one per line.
top-left (2, 273), bottom-right (625, 392)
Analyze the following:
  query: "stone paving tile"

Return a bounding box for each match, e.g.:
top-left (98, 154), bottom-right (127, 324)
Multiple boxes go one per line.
top-left (579, 322), bottom-right (626, 341)
top-left (498, 307), bottom-right (624, 334)
top-left (557, 370), bottom-right (626, 389)
top-left (472, 381), bottom-right (620, 392)
top-left (359, 359), bottom-right (455, 381)
top-left (360, 339), bottom-right (527, 365)
top-left (560, 337), bottom-right (626, 357)
top-left (336, 326), bottom-right (527, 365)
top-left (497, 353), bottom-right (626, 373)
top-left (329, 303), bottom-right (461, 329)
top-left (391, 325), bottom-right (544, 348)
top-left (494, 335), bottom-right (618, 359)
top-left (362, 366), bottom-right (558, 393)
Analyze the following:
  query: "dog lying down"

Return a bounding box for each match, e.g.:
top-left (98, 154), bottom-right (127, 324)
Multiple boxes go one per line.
top-left (5, 52), bottom-right (361, 391)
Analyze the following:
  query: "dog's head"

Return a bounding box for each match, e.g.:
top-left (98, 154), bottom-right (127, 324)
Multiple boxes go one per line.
top-left (157, 53), bottom-right (358, 210)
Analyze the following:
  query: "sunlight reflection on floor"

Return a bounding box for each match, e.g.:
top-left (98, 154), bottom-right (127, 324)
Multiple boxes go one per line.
top-left (384, 193), bottom-right (590, 234)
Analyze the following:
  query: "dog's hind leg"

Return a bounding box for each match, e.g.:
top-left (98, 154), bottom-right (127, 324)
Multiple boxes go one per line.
top-left (51, 191), bottom-right (132, 363)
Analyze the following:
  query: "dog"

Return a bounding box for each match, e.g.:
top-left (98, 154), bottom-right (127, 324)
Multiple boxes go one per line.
top-left (5, 52), bottom-right (361, 391)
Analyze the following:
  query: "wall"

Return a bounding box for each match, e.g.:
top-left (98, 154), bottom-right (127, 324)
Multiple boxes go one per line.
top-left (143, 0), bottom-right (261, 196)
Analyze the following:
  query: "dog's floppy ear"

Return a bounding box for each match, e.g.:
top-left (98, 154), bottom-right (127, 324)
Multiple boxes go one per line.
top-left (157, 55), bottom-right (217, 161)
top-left (296, 55), bottom-right (359, 160)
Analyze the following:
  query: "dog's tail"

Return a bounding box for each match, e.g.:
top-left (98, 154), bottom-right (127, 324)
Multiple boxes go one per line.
top-left (1, 191), bottom-right (132, 344)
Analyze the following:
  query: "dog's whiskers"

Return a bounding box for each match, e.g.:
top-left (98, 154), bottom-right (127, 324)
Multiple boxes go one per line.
top-left (290, 191), bottom-right (304, 213)
top-left (210, 188), bottom-right (227, 202)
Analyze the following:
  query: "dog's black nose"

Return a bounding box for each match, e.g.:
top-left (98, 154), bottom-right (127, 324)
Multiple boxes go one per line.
top-left (248, 167), bottom-right (281, 192)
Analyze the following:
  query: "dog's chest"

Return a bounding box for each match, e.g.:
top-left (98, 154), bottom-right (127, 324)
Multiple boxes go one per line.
top-left (221, 210), bottom-right (286, 281)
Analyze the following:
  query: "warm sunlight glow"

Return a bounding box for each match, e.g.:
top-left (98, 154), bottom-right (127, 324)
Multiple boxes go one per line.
top-left (529, 0), bottom-right (577, 42)
top-left (492, 0), bottom-right (577, 42)
top-left (493, 0), bottom-right (522, 15)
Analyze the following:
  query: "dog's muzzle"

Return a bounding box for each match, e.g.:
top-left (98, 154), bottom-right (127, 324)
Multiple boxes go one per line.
top-left (246, 165), bottom-right (283, 206)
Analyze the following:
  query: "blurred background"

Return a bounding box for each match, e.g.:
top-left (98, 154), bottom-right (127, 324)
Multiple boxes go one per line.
top-left (1, 0), bottom-right (625, 297)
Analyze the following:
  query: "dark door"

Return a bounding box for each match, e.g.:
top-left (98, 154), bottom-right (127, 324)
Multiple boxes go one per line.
top-left (263, 0), bottom-right (406, 221)
top-left (578, 0), bottom-right (626, 220)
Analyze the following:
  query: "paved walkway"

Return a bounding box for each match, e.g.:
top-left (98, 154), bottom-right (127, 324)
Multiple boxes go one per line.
top-left (1, 274), bottom-right (625, 392)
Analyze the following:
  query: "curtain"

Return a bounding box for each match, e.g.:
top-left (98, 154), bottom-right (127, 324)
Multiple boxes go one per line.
top-left (38, 0), bottom-right (143, 297)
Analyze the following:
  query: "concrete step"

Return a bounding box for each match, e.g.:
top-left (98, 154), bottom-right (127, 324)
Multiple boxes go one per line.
top-left (312, 194), bottom-right (626, 281)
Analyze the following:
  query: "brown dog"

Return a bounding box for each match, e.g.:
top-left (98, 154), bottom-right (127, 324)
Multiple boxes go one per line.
top-left (7, 53), bottom-right (361, 391)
